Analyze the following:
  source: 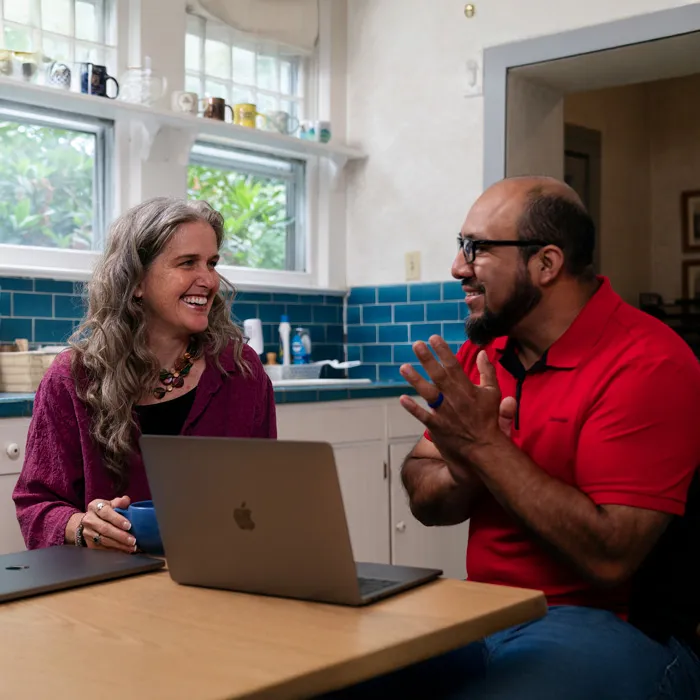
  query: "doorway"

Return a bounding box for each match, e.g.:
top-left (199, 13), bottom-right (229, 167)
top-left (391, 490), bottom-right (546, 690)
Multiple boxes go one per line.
top-left (482, 5), bottom-right (700, 310)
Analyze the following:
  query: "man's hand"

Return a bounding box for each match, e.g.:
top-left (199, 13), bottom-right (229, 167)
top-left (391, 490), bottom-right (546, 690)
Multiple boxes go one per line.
top-left (398, 336), bottom-right (508, 481)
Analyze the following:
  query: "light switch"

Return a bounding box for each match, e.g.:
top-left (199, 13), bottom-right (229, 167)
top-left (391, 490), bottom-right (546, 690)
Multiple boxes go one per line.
top-left (464, 57), bottom-right (483, 97)
top-left (405, 251), bottom-right (421, 281)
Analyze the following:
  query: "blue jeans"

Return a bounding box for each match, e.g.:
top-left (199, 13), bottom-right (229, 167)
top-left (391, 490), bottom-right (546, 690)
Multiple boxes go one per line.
top-left (319, 606), bottom-right (700, 699)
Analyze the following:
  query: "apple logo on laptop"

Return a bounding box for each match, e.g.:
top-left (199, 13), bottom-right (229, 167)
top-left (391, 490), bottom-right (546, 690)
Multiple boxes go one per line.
top-left (234, 501), bottom-right (255, 530)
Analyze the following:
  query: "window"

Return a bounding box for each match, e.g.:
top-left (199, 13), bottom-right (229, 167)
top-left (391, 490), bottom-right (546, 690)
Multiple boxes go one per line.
top-left (0, 0), bottom-right (117, 82)
top-left (185, 13), bottom-right (307, 123)
top-left (0, 101), bottom-right (112, 252)
top-left (188, 142), bottom-right (305, 272)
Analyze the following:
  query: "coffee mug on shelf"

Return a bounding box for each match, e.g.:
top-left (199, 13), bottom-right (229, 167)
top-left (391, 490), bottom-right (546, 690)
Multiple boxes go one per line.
top-left (265, 110), bottom-right (300, 135)
top-left (80, 62), bottom-right (119, 98)
top-left (171, 90), bottom-right (199, 114)
top-left (12, 51), bottom-right (39, 82)
top-left (114, 500), bottom-right (163, 555)
top-left (233, 102), bottom-right (266, 129)
top-left (200, 96), bottom-right (233, 122)
top-left (47, 61), bottom-right (71, 90)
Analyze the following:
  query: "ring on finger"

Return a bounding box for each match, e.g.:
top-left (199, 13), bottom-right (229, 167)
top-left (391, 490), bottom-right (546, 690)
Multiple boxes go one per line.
top-left (96, 501), bottom-right (105, 511)
top-left (93, 533), bottom-right (101, 545)
top-left (428, 392), bottom-right (444, 410)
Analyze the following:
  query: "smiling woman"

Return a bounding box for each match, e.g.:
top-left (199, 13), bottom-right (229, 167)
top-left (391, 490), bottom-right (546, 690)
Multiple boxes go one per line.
top-left (12, 197), bottom-right (277, 552)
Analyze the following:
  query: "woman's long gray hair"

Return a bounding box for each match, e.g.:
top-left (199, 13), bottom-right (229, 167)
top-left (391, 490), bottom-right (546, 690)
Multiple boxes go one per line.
top-left (69, 197), bottom-right (247, 488)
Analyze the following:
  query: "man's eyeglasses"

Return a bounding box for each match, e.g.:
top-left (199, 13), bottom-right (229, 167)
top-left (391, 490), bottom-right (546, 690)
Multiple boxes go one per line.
top-left (457, 236), bottom-right (548, 264)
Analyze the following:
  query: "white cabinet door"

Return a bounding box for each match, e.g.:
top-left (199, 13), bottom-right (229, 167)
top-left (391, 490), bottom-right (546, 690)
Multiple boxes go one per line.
top-left (0, 418), bottom-right (30, 555)
top-left (333, 441), bottom-right (390, 565)
top-left (0, 474), bottom-right (24, 555)
top-left (389, 440), bottom-right (469, 579)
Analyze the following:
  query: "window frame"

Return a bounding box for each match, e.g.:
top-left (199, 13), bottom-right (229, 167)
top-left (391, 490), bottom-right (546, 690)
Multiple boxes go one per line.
top-left (0, 0), bottom-right (118, 80)
top-left (184, 12), bottom-right (310, 124)
top-left (188, 140), bottom-right (308, 274)
top-left (0, 100), bottom-right (114, 278)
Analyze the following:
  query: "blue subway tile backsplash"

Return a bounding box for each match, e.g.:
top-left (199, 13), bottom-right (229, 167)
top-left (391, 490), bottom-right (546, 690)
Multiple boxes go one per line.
top-left (0, 275), bottom-right (467, 388)
top-left (378, 285), bottom-right (408, 304)
top-left (409, 283), bottom-right (442, 302)
top-left (347, 281), bottom-right (468, 383)
top-left (0, 277), bottom-right (346, 368)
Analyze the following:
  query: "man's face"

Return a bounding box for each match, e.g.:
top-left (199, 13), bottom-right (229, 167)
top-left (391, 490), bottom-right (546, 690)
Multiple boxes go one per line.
top-left (451, 188), bottom-right (542, 345)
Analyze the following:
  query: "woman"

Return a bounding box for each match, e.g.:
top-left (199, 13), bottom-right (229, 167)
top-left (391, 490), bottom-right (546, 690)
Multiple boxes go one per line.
top-left (13, 197), bottom-right (276, 551)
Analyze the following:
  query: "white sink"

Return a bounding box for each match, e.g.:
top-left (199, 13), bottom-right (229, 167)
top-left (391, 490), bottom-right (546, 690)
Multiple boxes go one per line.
top-left (271, 378), bottom-right (372, 387)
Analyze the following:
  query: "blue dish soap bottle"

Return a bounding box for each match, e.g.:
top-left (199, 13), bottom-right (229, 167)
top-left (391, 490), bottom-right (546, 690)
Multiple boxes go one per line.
top-left (291, 328), bottom-right (306, 365)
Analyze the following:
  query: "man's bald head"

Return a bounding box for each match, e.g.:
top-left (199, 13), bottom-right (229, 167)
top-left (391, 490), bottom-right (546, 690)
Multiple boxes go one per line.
top-left (474, 175), bottom-right (596, 279)
top-left (499, 175), bottom-right (585, 209)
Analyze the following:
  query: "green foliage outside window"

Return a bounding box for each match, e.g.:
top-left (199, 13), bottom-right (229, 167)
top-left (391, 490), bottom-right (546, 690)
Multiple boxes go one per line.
top-left (0, 121), bottom-right (94, 249)
top-left (187, 164), bottom-right (290, 270)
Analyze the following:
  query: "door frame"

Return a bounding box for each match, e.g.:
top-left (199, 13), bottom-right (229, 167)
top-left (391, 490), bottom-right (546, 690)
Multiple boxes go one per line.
top-left (483, 5), bottom-right (700, 187)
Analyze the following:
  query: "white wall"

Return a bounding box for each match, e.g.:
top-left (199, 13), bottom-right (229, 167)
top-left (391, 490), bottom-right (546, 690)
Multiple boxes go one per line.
top-left (345, 0), bottom-right (695, 287)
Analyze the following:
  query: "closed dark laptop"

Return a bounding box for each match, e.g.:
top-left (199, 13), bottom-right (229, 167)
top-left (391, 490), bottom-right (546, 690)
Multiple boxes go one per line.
top-left (0, 546), bottom-right (165, 603)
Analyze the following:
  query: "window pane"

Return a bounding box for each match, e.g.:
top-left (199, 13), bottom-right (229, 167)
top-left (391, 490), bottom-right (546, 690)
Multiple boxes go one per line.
top-left (256, 54), bottom-right (277, 91)
top-left (187, 161), bottom-right (291, 271)
top-left (204, 79), bottom-right (227, 100)
top-left (75, 43), bottom-right (105, 67)
top-left (280, 99), bottom-right (301, 125)
top-left (42, 35), bottom-right (72, 64)
top-left (232, 86), bottom-right (254, 105)
top-left (232, 47), bottom-right (255, 85)
top-left (42, 0), bottom-right (72, 36)
top-left (185, 74), bottom-right (202, 97)
top-left (205, 39), bottom-right (230, 79)
top-left (185, 33), bottom-right (201, 72)
top-left (3, 0), bottom-right (32, 25)
top-left (280, 60), bottom-right (292, 94)
top-left (257, 93), bottom-right (277, 115)
top-left (75, 1), bottom-right (100, 42)
top-left (0, 120), bottom-right (95, 250)
top-left (4, 24), bottom-right (34, 52)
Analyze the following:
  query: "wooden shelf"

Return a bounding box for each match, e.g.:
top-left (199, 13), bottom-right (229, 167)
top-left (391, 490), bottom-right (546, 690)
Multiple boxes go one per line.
top-left (0, 77), bottom-right (366, 163)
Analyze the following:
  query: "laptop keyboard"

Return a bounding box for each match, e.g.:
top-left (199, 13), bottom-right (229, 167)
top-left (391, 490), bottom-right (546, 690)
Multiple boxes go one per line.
top-left (358, 577), bottom-right (398, 597)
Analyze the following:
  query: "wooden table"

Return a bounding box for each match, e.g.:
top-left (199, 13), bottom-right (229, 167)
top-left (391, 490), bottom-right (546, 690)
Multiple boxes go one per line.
top-left (1, 570), bottom-right (546, 699)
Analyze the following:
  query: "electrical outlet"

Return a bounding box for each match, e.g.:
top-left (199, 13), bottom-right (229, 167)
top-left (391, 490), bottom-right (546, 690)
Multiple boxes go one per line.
top-left (405, 251), bottom-right (421, 281)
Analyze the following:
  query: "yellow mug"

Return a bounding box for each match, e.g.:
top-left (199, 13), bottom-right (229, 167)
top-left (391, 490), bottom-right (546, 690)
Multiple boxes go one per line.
top-left (233, 103), bottom-right (266, 129)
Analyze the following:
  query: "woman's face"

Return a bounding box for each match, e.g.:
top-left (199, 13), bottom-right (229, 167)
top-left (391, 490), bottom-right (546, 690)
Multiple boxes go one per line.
top-left (136, 220), bottom-right (221, 340)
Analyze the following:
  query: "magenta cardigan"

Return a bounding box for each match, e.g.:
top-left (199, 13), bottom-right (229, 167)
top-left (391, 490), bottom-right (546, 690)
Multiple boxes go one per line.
top-left (12, 342), bottom-right (276, 549)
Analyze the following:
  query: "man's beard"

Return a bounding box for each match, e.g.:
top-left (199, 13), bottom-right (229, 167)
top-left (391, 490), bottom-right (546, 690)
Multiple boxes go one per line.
top-left (465, 268), bottom-right (542, 346)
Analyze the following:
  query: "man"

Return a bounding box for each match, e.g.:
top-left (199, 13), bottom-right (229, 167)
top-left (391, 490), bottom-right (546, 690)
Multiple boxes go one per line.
top-left (326, 176), bottom-right (700, 699)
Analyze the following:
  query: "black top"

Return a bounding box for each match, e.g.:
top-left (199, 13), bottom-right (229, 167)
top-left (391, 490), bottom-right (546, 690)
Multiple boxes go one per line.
top-left (628, 472), bottom-right (700, 655)
top-left (135, 387), bottom-right (197, 436)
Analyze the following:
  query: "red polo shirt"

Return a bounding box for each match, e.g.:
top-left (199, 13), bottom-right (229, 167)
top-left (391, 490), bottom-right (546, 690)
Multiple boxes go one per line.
top-left (431, 277), bottom-right (700, 614)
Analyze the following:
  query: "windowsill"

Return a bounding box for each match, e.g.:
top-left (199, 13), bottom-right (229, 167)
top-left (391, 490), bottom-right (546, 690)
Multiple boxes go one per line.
top-left (0, 259), bottom-right (347, 294)
top-left (0, 76), bottom-right (366, 164)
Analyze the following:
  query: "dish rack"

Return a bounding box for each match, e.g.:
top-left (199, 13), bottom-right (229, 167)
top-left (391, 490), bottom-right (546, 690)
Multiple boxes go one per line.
top-left (263, 364), bottom-right (323, 382)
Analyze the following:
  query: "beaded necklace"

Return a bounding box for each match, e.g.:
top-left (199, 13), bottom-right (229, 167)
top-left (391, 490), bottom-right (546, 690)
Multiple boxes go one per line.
top-left (153, 341), bottom-right (199, 400)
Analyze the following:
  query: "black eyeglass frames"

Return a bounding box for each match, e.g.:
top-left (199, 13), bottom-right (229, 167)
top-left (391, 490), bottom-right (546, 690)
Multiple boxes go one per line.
top-left (457, 236), bottom-right (548, 263)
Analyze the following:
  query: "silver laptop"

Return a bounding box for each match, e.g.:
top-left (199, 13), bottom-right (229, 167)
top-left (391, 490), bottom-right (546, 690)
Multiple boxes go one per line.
top-left (0, 546), bottom-right (165, 603)
top-left (139, 436), bottom-right (442, 605)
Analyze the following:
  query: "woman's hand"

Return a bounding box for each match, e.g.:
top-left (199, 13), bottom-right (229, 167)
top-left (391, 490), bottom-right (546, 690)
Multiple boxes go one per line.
top-left (79, 496), bottom-right (136, 553)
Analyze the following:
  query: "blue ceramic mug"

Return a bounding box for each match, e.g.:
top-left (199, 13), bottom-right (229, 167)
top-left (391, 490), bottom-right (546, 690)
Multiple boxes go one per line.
top-left (80, 62), bottom-right (119, 98)
top-left (114, 500), bottom-right (164, 555)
